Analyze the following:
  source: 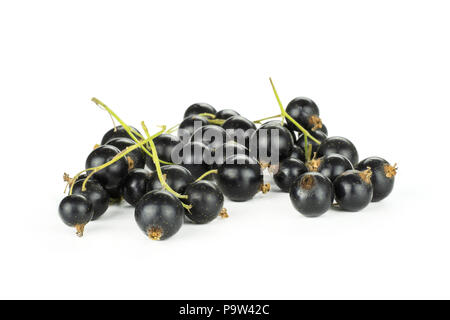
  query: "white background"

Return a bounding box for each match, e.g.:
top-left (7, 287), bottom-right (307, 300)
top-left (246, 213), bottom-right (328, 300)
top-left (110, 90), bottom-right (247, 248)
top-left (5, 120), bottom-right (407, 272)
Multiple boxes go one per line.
top-left (0, 0), bottom-right (449, 299)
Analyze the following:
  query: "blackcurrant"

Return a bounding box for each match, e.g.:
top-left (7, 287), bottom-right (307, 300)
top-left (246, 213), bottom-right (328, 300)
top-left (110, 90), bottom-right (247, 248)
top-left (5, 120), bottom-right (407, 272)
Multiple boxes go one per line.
top-left (121, 168), bottom-right (152, 207)
top-left (58, 194), bottom-right (94, 237)
top-left (222, 115), bottom-right (257, 147)
top-left (147, 165), bottom-right (194, 194)
top-left (177, 115), bottom-right (209, 140)
top-left (317, 154), bottom-right (354, 182)
top-left (317, 136), bottom-right (359, 166)
top-left (295, 130), bottom-right (327, 154)
top-left (260, 120), bottom-right (295, 141)
top-left (184, 180), bottom-right (224, 224)
top-left (215, 154), bottom-right (264, 202)
top-left (85, 145), bottom-right (128, 189)
top-left (289, 172), bottom-right (334, 217)
top-left (72, 179), bottom-right (110, 220)
top-left (178, 142), bottom-right (213, 180)
top-left (105, 185), bottom-right (123, 203)
top-left (105, 137), bottom-right (145, 170)
top-left (212, 141), bottom-right (249, 166)
top-left (290, 146), bottom-right (306, 163)
top-left (333, 169), bottom-right (373, 211)
top-left (273, 158), bottom-right (308, 192)
top-left (249, 123), bottom-right (294, 165)
top-left (146, 133), bottom-right (181, 170)
top-left (285, 97), bottom-right (323, 132)
top-left (190, 125), bottom-right (231, 151)
top-left (183, 103), bottom-right (216, 119)
top-left (135, 190), bottom-right (184, 240)
top-left (216, 109), bottom-right (240, 120)
top-left (356, 157), bottom-right (397, 202)
top-left (101, 125), bottom-right (142, 145)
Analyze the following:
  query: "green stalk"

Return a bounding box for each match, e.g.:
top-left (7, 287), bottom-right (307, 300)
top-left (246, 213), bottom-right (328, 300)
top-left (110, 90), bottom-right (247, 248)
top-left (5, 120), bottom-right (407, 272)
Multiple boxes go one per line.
top-left (268, 78), bottom-right (321, 145)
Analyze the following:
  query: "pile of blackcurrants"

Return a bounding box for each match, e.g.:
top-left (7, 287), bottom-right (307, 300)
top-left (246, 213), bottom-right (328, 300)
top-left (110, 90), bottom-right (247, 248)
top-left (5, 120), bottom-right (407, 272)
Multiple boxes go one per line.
top-left (59, 79), bottom-right (397, 240)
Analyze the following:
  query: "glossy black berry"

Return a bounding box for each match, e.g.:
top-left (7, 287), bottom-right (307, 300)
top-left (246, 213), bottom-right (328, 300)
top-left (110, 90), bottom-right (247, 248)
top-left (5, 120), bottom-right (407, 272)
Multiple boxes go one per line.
top-left (101, 125), bottom-right (142, 145)
top-left (184, 180), bottom-right (224, 224)
top-left (222, 115), bottom-right (257, 147)
top-left (289, 145), bottom-right (305, 161)
top-left (58, 194), bottom-right (93, 237)
top-left (183, 103), bottom-right (217, 119)
top-left (249, 124), bottom-right (294, 165)
top-left (146, 133), bottom-right (181, 170)
top-left (177, 115), bottom-right (209, 140)
top-left (178, 142), bottom-right (213, 180)
top-left (289, 172), bottom-right (334, 217)
top-left (317, 154), bottom-right (354, 182)
top-left (215, 154), bottom-right (264, 202)
top-left (147, 165), bottom-right (194, 194)
top-left (356, 157), bottom-right (397, 202)
top-left (72, 179), bottom-right (110, 220)
top-left (273, 158), bottom-right (308, 192)
top-left (212, 142), bottom-right (249, 166)
top-left (285, 97), bottom-right (323, 132)
top-left (121, 168), bottom-right (152, 207)
top-left (85, 145), bottom-right (128, 189)
top-left (260, 120), bottom-right (296, 141)
top-left (296, 130), bottom-right (327, 154)
top-left (105, 137), bottom-right (145, 170)
top-left (105, 185), bottom-right (123, 202)
top-left (317, 136), bottom-right (359, 166)
top-left (216, 109), bottom-right (240, 120)
top-left (135, 190), bottom-right (184, 240)
top-left (190, 125), bottom-right (231, 151)
top-left (334, 169), bottom-right (373, 211)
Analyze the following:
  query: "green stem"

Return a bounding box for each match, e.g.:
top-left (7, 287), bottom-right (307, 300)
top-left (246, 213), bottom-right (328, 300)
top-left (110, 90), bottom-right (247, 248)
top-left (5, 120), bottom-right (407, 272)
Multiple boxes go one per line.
top-left (304, 134), bottom-right (310, 162)
top-left (268, 78), bottom-right (321, 145)
top-left (81, 138), bottom-right (150, 192)
top-left (141, 122), bottom-right (189, 201)
top-left (207, 119), bottom-right (226, 125)
top-left (195, 169), bottom-right (218, 182)
top-left (198, 113), bottom-right (216, 119)
top-left (166, 123), bottom-right (180, 134)
top-left (253, 114), bottom-right (281, 124)
top-left (91, 98), bottom-right (173, 165)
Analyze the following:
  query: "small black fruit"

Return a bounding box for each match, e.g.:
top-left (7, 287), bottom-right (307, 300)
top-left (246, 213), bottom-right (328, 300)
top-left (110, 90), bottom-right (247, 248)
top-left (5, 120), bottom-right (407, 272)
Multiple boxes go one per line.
top-left (289, 172), bottom-right (334, 217)
top-left (184, 180), bottom-right (224, 224)
top-left (356, 157), bottom-right (397, 202)
top-left (85, 145), bottom-right (128, 189)
top-left (121, 168), bottom-right (152, 207)
top-left (334, 169), bottom-right (373, 211)
top-left (135, 190), bottom-right (184, 240)
top-left (58, 194), bottom-right (94, 237)
top-left (317, 136), bottom-right (359, 166)
top-left (273, 158), bottom-right (308, 192)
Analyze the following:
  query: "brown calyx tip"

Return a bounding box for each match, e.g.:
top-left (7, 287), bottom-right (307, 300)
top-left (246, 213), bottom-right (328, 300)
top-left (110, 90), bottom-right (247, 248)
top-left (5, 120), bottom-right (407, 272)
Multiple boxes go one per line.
top-left (384, 163), bottom-right (398, 178)
top-left (309, 115), bottom-right (323, 131)
top-left (63, 173), bottom-right (75, 186)
top-left (75, 224), bottom-right (85, 237)
top-left (260, 162), bottom-right (270, 170)
top-left (300, 175), bottom-right (315, 190)
top-left (93, 144), bottom-right (100, 150)
top-left (219, 208), bottom-right (229, 219)
top-left (306, 158), bottom-right (321, 172)
top-left (148, 227), bottom-right (163, 241)
top-left (127, 156), bottom-right (135, 170)
top-left (359, 167), bottom-right (373, 184)
top-left (260, 183), bottom-right (271, 194)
